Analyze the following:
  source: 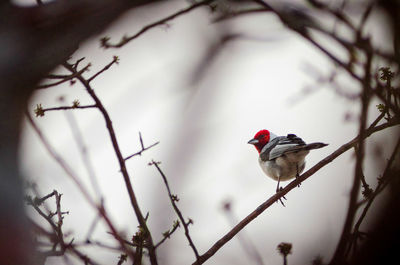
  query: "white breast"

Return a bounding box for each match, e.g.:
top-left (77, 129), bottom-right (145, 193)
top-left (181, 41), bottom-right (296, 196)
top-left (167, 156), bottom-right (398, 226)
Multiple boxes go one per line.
top-left (258, 151), bottom-right (308, 181)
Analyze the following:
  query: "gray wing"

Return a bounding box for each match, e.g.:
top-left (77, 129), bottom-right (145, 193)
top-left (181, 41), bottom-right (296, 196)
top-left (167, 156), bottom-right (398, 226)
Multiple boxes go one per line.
top-left (260, 134), bottom-right (306, 161)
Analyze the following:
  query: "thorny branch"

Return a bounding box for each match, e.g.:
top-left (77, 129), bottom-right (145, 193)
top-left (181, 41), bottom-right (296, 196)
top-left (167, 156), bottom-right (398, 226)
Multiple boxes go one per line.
top-left (346, 135), bottom-right (400, 257)
top-left (26, 111), bottom-right (137, 261)
top-left (125, 132), bottom-right (160, 161)
top-left (154, 220), bottom-right (180, 249)
top-left (36, 63), bottom-right (91, 89)
top-left (25, 189), bottom-right (93, 263)
top-left (36, 104), bottom-right (97, 116)
top-left (149, 160), bottom-right (199, 259)
top-left (62, 61), bottom-right (159, 265)
top-left (88, 56), bottom-right (120, 83)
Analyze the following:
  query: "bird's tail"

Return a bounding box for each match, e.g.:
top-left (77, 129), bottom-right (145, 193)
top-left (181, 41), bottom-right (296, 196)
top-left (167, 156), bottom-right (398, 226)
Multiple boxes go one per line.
top-left (304, 142), bottom-right (328, 150)
top-left (283, 142), bottom-right (328, 155)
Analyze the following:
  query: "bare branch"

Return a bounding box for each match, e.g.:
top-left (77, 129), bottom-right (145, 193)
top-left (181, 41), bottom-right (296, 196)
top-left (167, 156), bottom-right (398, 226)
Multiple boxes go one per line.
top-left (62, 62), bottom-right (158, 264)
top-left (330, 49), bottom-right (373, 265)
top-left (347, 135), bottom-right (400, 256)
top-left (88, 56), bottom-right (119, 83)
top-left (103, 0), bottom-right (216, 48)
top-left (125, 132), bottom-right (160, 161)
top-left (37, 63), bottom-right (91, 89)
top-left (154, 220), bottom-right (180, 249)
top-left (41, 104), bottom-right (97, 113)
top-left (26, 110), bottom-right (136, 260)
top-left (149, 160), bottom-right (199, 259)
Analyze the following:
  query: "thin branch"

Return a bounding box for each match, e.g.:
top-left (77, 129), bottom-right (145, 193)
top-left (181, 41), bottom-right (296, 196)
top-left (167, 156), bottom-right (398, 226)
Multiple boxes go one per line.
top-left (154, 220), bottom-right (180, 249)
top-left (37, 64), bottom-right (91, 89)
top-left (26, 110), bottom-right (136, 260)
top-left (85, 213), bottom-right (102, 242)
top-left (330, 50), bottom-right (373, 265)
top-left (42, 105), bottom-right (97, 112)
top-left (307, 0), bottom-right (356, 31)
top-left (213, 7), bottom-right (272, 23)
top-left (88, 56), bottom-right (119, 83)
top-left (62, 62), bottom-right (158, 265)
top-left (222, 201), bottom-right (264, 265)
top-left (347, 135), bottom-right (400, 255)
top-left (192, 116), bottom-right (399, 265)
top-left (103, 0), bottom-right (216, 48)
top-left (74, 240), bottom-right (122, 251)
top-left (125, 132), bottom-right (160, 161)
top-left (26, 195), bottom-right (59, 232)
top-left (149, 160), bottom-right (199, 259)
top-left (64, 109), bottom-right (102, 199)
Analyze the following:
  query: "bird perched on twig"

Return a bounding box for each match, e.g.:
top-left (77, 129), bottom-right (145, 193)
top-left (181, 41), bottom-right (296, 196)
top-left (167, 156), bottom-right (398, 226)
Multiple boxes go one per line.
top-left (248, 129), bottom-right (328, 194)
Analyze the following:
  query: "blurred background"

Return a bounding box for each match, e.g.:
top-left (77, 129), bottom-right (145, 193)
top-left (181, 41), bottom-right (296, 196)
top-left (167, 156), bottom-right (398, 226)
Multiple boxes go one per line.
top-left (17, 0), bottom-right (398, 264)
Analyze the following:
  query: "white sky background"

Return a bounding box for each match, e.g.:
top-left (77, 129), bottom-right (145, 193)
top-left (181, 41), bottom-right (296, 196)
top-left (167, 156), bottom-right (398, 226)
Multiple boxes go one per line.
top-left (18, 1), bottom-right (397, 265)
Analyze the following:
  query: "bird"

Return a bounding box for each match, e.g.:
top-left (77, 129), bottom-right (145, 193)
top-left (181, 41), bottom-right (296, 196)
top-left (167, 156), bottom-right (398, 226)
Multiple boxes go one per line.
top-left (248, 129), bottom-right (328, 194)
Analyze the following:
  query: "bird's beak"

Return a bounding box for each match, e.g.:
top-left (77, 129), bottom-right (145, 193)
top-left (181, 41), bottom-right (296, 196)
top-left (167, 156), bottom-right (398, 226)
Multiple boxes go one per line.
top-left (248, 139), bottom-right (259, 145)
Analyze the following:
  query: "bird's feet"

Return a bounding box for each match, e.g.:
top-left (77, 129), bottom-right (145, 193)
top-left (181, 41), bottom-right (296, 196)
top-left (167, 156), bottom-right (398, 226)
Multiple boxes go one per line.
top-left (276, 186), bottom-right (287, 207)
top-left (295, 167), bottom-right (301, 188)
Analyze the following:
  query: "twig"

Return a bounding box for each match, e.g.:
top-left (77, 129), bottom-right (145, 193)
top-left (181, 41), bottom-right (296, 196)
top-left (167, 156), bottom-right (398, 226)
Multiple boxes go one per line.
top-left (26, 193), bottom-right (59, 232)
top-left (125, 132), bottom-right (160, 161)
top-left (330, 50), bottom-right (373, 265)
top-left (64, 109), bottom-right (102, 198)
top-left (346, 135), bottom-right (400, 256)
top-left (222, 201), bottom-right (264, 265)
top-left (37, 64), bottom-right (91, 89)
top-left (88, 56), bottom-right (119, 83)
top-left (149, 160), bottom-right (199, 259)
top-left (42, 105), bottom-right (97, 112)
top-left (192, 116), bottom-right (399, 265)
top-left (307, 0), bottom-right (356, 30)
top-left (154, 220), bottom-right (180, 249)
top-left (26, 110), bottom-right (136, 260)
top-left (213, 7), bottom-right (272, 23)
top-left (103, 0), bottom-right (216, 48)
top-left (62, 62), bottom-right (158, 265)
top-left (84, 213), bottom-right (102, 242)
top-left (54, 191), bottom-right (66, 251)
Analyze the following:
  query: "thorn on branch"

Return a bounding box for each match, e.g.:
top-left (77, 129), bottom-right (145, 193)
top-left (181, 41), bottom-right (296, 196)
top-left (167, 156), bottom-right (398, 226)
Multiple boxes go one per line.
top-left (125, 133), bottom-right (160, 161)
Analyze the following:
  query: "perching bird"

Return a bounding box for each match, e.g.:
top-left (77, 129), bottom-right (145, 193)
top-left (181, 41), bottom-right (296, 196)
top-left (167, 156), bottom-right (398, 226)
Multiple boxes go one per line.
top-left (248, 129), bottom-right (328, 193)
